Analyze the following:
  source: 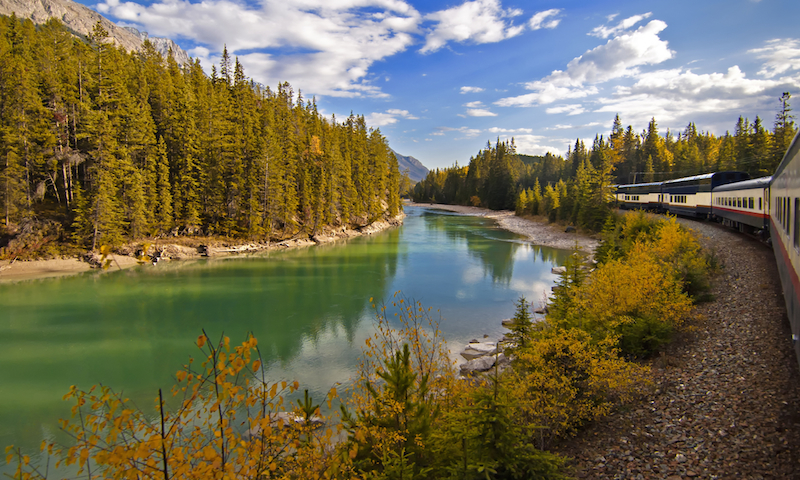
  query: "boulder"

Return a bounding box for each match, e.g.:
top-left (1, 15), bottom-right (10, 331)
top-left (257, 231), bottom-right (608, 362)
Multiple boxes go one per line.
top-left (459, 356), bottom-right (496, 376)
top-left (551, 266), bottom-right (566, 274)
top-left (460, 341), bottom-right (496, 360)
top-left (500, 318), bottom-right (514, 328)
top-left (459, 353), bottom-right (508, 376)
top-left (565, 226), bottom-right (576, 233)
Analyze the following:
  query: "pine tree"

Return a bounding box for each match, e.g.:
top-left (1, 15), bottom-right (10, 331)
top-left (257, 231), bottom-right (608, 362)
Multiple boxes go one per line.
top-left (772, 92), bottom-right (797, 167)
top-left (531, 178), bottom-right (542, 215)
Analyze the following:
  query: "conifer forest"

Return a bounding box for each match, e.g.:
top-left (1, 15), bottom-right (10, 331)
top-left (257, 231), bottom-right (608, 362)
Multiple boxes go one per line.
top-left (0, 15), bottom-right (402, 251)
top-left (412, 100), bottom-right (797, 232)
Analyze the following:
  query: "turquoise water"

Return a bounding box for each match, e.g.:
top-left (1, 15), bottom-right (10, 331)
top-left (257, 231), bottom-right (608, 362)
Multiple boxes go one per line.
top-left (0, 206), bottom-right (568, 453)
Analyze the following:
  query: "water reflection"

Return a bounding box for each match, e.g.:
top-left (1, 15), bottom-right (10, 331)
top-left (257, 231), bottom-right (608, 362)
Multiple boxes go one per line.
top-left (0, 230), bottom-right (401, 451)
top-left (0, 207), bottom-right (569, 456)
top-left (421, 210), bottom-right (522, 284)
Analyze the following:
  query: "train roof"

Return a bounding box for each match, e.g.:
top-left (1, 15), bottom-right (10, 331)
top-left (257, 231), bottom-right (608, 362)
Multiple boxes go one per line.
top-left (662, 171), bottom-right (749, 186)
top-left (662, 173), bottom-right (714, 184)
top-left (615, 181), bottom-right (663, 189)
top-left (713, 176), bottom-right (772, 192)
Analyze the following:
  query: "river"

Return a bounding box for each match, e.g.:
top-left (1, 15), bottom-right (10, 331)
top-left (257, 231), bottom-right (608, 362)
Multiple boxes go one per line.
top-left (0, 205), bottom-right (568, 455)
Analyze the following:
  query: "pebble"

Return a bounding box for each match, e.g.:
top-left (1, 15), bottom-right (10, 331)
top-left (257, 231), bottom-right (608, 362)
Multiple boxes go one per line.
top-left (552, 220), bottom-right (800, 479)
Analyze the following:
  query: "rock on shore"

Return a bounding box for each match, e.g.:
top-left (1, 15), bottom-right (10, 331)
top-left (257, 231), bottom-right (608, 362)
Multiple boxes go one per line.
top-left (0, 212), bottom-right (405, 283)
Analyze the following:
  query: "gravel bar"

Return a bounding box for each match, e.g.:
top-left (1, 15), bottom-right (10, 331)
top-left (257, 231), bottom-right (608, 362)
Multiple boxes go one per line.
top-left (552, 219), bottom-right (800, 479)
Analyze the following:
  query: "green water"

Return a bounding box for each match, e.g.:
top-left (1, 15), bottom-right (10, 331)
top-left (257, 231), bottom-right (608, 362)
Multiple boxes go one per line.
top-left (0, 206), bottom-right (568, 453)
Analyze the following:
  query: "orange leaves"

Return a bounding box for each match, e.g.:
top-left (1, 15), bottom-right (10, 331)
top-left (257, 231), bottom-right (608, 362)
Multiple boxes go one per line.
top-left (3, 332), bottom-right (346, 480)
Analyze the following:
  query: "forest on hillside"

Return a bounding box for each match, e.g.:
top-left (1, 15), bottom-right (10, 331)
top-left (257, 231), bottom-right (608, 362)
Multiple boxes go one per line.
top-left (411, 97), bottom-right (797, 230)
top-left (0, 14), bottom-right (402, 255)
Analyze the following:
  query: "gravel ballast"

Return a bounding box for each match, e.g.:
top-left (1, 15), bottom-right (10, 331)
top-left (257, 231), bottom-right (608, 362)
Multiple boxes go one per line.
top-left (552, 219), bottom-right (800, 479)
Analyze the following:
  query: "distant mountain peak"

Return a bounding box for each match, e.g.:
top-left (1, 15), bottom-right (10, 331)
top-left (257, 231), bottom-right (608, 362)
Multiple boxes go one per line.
top-left (0, 0), bottom-right (190, 64)
top-left (390, 148), bottom-right (429, 182)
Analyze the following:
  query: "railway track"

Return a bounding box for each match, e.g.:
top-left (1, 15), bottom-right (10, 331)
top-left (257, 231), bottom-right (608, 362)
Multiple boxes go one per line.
top-left (553, 219), bottom-right (800, 479)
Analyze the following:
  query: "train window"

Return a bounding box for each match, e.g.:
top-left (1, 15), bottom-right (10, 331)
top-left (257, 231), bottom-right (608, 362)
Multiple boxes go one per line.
top-left (749, 197), bottom-right (754, 209)
top-left (795, 198), bottom-right (799, 249)
top-left (759, 197), bottom-right (762, 211)
top-left (737, 197), bottom-right (742, 208)
top-left (787, 198), bottom-right (791, 235)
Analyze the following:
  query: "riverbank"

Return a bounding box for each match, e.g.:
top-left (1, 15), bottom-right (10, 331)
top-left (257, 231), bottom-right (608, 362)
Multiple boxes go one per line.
top-left (407, 202), bottom-right (600, 253)
top-left (0, 213), bottom-right (405, 284)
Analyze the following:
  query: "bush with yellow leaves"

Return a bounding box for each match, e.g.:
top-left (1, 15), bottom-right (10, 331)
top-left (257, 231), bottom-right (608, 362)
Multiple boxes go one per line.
top-left (508, 327), bottom-right (648, 448)
top-left (6, 332), bottom-right (341, 480)
top-left (339, 292), bottom-right (457, 479)
top-left (552, 212), bottom-right (704, 358)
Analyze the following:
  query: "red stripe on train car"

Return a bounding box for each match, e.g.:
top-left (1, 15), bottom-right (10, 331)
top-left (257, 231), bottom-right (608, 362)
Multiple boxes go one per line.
top-left (713, 207), bottom-right (769, 219)
top-left (770, 217), bottom-right (800, 298)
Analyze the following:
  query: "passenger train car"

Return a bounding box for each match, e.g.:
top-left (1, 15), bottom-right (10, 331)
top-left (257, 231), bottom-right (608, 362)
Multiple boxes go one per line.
top-left (612, 132), bottom-right (800, 366)
top-left (614, 171), bottom-right (749, 218)
top-left (767, 133), bottom-right (800, 363)
top-left (662, 172), bottom-right (750, 218)
top-left (615, 182), bottom-right (662, 210)
top-left (711, 176), bottom-right (771, 234)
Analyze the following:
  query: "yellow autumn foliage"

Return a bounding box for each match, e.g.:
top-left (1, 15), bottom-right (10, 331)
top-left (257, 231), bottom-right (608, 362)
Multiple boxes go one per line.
top-left (572, 244), bottom-right (693, 333)
top-left (508, 328), bottom-right (649, 447)
top-left (9, 333), bottom-right (343, 480)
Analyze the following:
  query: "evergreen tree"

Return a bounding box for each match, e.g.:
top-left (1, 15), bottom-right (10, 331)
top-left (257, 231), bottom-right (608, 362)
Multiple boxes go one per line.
top-left (772, 92), bottom-right (797, 167)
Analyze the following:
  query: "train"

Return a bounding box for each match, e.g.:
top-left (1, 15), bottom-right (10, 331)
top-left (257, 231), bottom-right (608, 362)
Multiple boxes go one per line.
top-left (613, 131), bottom-right (800, 364)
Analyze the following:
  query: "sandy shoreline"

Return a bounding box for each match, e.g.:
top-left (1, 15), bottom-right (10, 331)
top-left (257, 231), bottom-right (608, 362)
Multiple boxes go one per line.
top-left (0, 207), bottom-right (598, 284)
top-left (0, 213), bottom-right (405, 284)
top-left (407, 202), bottom-right (600, 253)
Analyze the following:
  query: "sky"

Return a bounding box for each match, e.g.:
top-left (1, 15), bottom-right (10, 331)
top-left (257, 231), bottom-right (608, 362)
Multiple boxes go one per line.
top-left (76, 0), bottom-right (800, 170)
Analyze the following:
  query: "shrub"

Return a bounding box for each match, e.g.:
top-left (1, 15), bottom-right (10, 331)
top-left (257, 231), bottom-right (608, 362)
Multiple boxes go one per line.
top-left (508, 328), bottom-right (648, 448)
top-left (6, 333), bottom-right (341, 480)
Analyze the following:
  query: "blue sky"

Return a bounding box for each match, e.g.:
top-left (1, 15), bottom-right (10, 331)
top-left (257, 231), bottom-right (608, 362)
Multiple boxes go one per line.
top-left (78, 0), bottom-right (800, 170)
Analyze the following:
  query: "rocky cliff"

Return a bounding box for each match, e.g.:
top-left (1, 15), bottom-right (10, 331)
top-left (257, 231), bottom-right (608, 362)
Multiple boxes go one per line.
top-left (0, 0), bottom-right (190, 64)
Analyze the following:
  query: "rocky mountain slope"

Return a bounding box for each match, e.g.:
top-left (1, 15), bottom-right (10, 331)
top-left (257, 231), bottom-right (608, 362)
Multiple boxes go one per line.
top-left (0, 0), bottom-right (190, 64)
top-left (391, 149), bottom-right (429, 182)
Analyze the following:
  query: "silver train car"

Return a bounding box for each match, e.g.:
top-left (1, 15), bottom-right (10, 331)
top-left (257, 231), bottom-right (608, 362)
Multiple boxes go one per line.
top-left (661, 172), bottom-right (750, 218)
top-left (614, 172), bottom-right (749, 217)
top-left (768, 132), bottom-right (800, 364)
top-left (711, 176), bottom-right (771, 234)
top-left (615, 182), bottom-right (663, 210)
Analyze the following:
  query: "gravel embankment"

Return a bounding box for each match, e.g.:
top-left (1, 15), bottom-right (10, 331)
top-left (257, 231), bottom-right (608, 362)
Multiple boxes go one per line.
top-left (552, 219), bottom-right (800, 479)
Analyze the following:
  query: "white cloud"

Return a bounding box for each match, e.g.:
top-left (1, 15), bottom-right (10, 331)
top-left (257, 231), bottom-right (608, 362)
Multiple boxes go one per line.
top-left (460, 86), bottom-right (485, 94)
top-left (433, 126), bottom-right (482, 137)
top-left (365, 108), bottom-right (419, 126)
top-left (546, 122), bottom-right (603, 130)
top-left (589, 12), bottom-right (652, 39)
top-left (502, 135), bottom-right (562, 156)
top-left (487, 127), bottom-right (533, 134)
top-left (596, 65), bottom-right (800, 125)
top-left (466, 108), bottom-right (498, 117)
top-left (496, 19), bottom-right (673, 107)
top-left (420, 0), bottom-right (525, 54)
top-left (97, 0), bottom-right (421, 97)
top-left (545, 104), bottom-right (586, 116)
top-left (529, 9), bottom-right (561, 31)
top-left (461, 100), bottom-right (497, 116)
top-left (749, 39), bottom-right (800, 78)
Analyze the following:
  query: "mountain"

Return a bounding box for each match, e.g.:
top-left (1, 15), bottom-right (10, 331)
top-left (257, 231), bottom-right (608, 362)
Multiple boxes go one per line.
top-left (0, 0), bottom-right (190, 64)
top-left (391, 149), bottom-right (429, 182)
